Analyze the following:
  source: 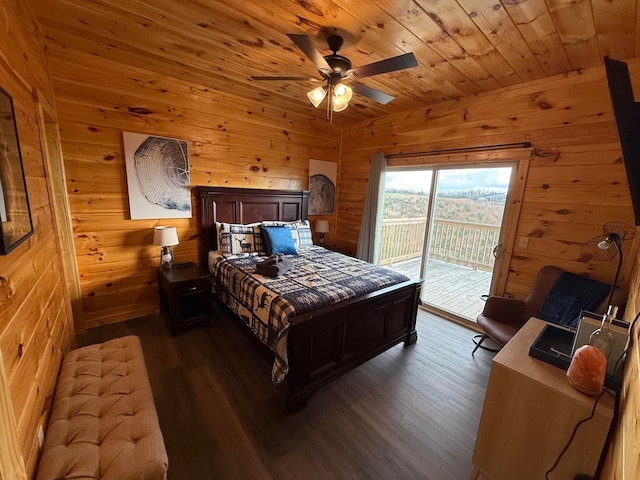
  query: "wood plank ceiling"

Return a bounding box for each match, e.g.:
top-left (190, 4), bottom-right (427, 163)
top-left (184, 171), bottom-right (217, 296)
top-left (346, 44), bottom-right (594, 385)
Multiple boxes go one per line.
top-left (30, 0), bottom-right (640, 125)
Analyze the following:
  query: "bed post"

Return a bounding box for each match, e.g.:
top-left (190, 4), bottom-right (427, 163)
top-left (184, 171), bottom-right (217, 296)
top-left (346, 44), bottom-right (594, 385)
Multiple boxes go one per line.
top-left (405, 284), bottom-right (421, 346)
top-left (194, 187), bottom-right (216, 269)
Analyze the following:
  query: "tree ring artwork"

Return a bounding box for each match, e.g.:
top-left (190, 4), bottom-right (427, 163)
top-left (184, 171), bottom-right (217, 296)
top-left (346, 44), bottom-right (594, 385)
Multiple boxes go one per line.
top-left (123, 131), bottom-right (191, 219)
top-left (308, 159), bottom-right (337, 215)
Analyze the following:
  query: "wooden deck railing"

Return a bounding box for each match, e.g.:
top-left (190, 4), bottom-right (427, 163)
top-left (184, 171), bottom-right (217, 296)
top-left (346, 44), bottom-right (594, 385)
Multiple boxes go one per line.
top-left (379, 218), bottom-right (499, 271)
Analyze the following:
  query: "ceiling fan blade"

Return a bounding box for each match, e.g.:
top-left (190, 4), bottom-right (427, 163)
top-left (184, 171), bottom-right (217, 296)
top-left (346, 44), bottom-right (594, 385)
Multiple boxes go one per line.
top-left (287, 34), bottom-right (332, 74)
top-left (350, 83), bottom-right (395, 105)
top-left (250, 76), bottom-right (321, 81)
top-left (347, 52), bottom-right (418, 79)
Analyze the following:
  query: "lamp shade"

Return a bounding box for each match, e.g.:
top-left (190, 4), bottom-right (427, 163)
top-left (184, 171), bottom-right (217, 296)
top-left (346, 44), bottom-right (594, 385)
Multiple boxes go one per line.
top-left (332, 98), bottom-right (349, 112)
top-left (332, 83), bottom-right (352, 112)
top-left (315, 220), bottom-right (330, 233)
top-left (581, 222), bottom-right (637, 306)
top-left (334, 83), bottom-right (352, 103)
top-left (153, 226), bottom-right (179, 246)
top-left (307, 86), bottom-right (327, 108)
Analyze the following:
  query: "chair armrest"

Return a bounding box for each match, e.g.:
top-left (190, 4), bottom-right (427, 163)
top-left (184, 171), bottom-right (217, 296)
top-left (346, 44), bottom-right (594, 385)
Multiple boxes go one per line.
top-left (480, 296), bottom-right (526, 325)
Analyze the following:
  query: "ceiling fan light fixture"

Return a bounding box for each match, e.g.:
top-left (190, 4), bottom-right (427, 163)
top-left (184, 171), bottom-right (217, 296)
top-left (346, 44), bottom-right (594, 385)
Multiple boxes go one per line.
top-left (333, 83), bottom-right (353, 103)
top-left (257, 33), bottom-right (418, 118)
top-left (332, 98), bottom-right (349, 112)
top-left (307, 86), bottom-right (327, 108)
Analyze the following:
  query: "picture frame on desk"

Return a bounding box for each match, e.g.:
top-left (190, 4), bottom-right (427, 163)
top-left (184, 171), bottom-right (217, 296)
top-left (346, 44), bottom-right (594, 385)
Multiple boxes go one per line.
top-left (572, 310), bottom-right (630, 378)
top-left (528, 311), bottom-right (628, 391)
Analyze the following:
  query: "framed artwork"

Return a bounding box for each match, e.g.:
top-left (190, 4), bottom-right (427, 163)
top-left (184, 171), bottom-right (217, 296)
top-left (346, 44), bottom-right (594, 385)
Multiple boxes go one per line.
top-left (123, 131), bottom-right (191, 220)
top-left (308, 159), bottom-right (337, 215)
top-left (0, 86), bottom-right (33, 255)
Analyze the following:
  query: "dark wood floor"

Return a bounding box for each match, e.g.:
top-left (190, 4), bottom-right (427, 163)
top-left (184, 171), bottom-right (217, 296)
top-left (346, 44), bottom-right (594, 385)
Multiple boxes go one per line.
top-left (77, 305), bottom-right (497, 480)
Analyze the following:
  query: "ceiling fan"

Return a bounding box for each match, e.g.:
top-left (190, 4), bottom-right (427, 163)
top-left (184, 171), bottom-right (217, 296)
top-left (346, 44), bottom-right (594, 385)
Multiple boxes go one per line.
top-left (251, 33), bottom-right (418, 121)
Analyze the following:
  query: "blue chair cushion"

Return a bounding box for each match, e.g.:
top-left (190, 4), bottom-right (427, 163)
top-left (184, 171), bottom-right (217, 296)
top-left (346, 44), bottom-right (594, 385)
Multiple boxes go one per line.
top-left (538, 272), bottom-right (610, 328)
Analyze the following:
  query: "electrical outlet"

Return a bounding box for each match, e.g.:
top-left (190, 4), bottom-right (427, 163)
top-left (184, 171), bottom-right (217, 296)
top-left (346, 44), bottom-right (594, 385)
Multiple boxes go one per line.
top-left (37, 424), bottom-right (44, 448)
top-left (518, 236), bottom-right (529, 248)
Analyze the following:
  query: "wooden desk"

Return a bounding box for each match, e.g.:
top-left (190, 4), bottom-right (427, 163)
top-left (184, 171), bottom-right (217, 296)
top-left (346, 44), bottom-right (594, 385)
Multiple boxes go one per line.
top-left (470, 318), bottom-right (614, 480)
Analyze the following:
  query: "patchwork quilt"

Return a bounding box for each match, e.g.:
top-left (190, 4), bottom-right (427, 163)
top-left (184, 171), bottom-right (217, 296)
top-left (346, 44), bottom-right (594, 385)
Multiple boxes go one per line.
top-left (208, 246), bottom-right (410, 384)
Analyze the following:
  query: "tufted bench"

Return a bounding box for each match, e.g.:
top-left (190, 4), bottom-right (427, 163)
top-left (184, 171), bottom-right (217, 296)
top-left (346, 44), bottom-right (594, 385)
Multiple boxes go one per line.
top-left (35, 335), bottom-right (168, 480)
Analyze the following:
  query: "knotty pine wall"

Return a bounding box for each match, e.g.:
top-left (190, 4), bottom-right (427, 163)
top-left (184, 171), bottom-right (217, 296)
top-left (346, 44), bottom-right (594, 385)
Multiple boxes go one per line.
top-left (4, 3), bottom-right (639, 476)
top-left (46, 48), bottom-right (340, 329)
top-left (338, 61), bottom-right (640, 298)
top-left (337, 60), bottom-right (640, 479)
top-left (601, 248), bottom-right (640, 478)
top-left (0, 0), bottom-right (75, 477)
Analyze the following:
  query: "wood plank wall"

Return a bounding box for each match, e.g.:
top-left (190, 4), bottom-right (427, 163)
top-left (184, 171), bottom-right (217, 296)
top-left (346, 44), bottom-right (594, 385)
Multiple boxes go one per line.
top-left (337, 62), bottom-right (640, 298)
top-left (46, 48), bottom-right (340, 328)
top-left (0, 0), bottom-right (74, 477)
top-left (601, 249), bottom-right (640, 479)
top-left (3, 2), bottom-right (638, 476)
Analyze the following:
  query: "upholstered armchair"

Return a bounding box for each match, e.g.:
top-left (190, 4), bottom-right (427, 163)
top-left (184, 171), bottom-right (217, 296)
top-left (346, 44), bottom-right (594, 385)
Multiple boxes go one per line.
top-left (472, 266), bottom-right (626, 354)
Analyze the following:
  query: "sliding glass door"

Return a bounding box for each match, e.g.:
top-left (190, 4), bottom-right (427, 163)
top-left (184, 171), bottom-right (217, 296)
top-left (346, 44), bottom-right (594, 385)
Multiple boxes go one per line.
top-left (380, 164), bottom-right (514, 322)
top-left (378, 169), bottom-right (432, 279)
top-left (423, 167), bottom-right (512, 320)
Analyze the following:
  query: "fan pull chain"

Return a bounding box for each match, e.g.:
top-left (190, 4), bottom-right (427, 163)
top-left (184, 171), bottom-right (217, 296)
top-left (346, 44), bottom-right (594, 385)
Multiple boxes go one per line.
top-left (326, 84), bottom-right (333, 125)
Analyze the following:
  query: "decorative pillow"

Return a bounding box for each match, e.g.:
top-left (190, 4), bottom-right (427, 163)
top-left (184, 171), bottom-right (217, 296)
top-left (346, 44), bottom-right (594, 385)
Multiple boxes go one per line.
top-left (260, 225), bottom-right (297, 255)
top-left (288, 220), bottom-right (313, 249)
top-left (261, 220), bottom-right (313, 249)
top-left (218, 223), bottom-right (265, 255)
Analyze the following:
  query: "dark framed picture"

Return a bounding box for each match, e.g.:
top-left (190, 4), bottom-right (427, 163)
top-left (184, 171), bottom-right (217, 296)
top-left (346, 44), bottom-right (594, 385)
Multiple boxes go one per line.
top-left (0, 86), bottom-right (33, 255)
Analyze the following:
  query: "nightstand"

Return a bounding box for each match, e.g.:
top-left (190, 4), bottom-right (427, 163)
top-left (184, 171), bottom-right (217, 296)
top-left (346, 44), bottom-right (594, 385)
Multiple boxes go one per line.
top-left (157, 264), bottom-right (211, 335)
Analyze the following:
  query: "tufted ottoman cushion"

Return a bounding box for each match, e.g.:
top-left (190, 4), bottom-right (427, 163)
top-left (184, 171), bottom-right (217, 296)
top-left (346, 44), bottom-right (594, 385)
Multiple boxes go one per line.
top-left (36, 336), bottom-right (168, 480)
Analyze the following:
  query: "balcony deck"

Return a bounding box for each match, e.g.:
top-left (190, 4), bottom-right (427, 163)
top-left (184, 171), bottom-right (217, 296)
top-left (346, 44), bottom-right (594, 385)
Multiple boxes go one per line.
top-left (387, 257), bottom-right (491, 321)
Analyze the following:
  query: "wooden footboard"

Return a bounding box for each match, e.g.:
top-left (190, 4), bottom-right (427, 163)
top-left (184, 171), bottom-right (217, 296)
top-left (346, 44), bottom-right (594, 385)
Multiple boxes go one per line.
top-left (285, 279), bottom-right (421, 412)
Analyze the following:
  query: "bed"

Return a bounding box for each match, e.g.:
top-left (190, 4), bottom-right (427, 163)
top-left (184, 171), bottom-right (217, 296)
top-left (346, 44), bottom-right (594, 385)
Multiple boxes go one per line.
top-left (195, 186), bottom-right (422, 412)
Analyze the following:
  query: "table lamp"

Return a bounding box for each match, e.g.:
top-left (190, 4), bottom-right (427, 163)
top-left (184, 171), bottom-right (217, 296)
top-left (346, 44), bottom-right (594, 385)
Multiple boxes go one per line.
top-left (568, 222), bottom-right (637, 395)
top-left (153, 226), bottom-right (179, 268)
top-left (315, 220), bottom-right (329, 246)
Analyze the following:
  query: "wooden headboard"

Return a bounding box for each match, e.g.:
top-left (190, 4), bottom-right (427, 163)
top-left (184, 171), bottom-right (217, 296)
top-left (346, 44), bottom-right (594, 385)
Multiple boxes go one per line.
top-left (194, 186), bottom-right (310, 268)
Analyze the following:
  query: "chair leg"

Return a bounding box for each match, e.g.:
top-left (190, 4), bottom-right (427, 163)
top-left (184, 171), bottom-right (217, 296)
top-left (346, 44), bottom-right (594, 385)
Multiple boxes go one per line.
top-left (472, 333), bottom-right (488, 355)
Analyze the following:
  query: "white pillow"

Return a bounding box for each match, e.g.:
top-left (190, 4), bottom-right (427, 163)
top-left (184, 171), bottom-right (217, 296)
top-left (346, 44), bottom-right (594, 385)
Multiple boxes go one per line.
top-left (217, 222), bottom-right (266, 255)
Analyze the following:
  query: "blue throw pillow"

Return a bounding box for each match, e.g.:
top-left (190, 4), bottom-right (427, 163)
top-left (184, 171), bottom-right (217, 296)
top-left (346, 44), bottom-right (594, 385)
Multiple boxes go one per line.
top-left (260, 225), bottom-right (297, 255)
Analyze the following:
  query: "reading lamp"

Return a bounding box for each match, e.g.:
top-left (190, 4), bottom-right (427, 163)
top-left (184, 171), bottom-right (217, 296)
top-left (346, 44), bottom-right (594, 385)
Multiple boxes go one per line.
top-left (153, 226), bottom-right (179, 268)
top-left (580, 221), bottom-right (637, 306)
top-left (315, 220), bottom-right (330, 246)
top-left (568, 222), bottom-right (636, 398)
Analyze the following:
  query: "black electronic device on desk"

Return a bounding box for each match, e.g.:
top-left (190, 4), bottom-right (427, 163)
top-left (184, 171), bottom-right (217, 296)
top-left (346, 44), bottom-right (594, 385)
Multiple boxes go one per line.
top-left (528, 311), bottom-right (629, 391)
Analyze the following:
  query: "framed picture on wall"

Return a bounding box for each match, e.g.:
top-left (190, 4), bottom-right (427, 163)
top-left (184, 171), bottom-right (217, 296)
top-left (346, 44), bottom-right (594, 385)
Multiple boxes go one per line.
top-left (123, 131), bottom-right (191, 219)
top-left (0, 86), bottom-right (33, 255)
top-left (308, 159), bottom-right (337, 215)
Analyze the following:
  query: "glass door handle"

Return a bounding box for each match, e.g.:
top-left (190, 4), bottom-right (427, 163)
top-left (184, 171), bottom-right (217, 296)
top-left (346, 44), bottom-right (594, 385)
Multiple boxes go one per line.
top-left (493, 244), bottom-right (501, 259)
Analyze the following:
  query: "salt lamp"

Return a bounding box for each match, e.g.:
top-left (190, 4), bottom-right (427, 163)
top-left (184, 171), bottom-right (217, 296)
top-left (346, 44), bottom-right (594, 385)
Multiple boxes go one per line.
top-left (566, 345), bottom-right (606, 396)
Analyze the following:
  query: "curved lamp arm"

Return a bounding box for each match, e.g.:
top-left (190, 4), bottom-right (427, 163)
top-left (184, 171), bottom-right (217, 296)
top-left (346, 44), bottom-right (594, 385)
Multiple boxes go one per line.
top-left (606, 234), bottom-right (623, 308)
